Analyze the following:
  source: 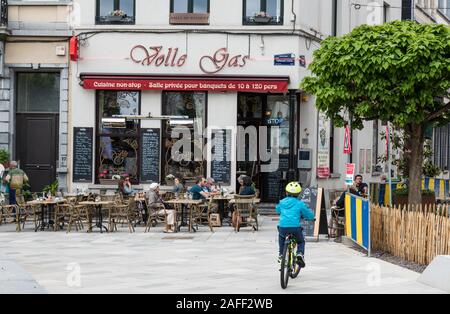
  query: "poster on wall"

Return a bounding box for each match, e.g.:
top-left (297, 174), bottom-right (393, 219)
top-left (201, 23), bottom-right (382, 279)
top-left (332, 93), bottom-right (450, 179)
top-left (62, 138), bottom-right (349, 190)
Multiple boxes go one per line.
top-left (366, 149), bottom-right (372, 174)
top-left (317, 111), bottom-right (330, 178)
top-left (359, 149), bottom-right (365, 174)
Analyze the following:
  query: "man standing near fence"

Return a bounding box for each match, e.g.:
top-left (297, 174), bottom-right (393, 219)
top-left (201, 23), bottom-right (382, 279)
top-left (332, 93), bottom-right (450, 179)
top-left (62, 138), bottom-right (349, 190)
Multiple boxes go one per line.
top-left (4, 161), bottom-right (29, 205)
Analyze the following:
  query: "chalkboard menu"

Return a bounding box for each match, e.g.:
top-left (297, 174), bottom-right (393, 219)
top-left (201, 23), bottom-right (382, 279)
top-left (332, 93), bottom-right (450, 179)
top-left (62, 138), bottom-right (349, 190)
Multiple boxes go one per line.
top-left (140, 128), bottom-right (160, 183)
top-left (298, 187), bottom-right (328, 239)
top-left (262, 155), bottom-right (289, 203)
top-left (73, 127), bottom-right (93, 182)
top-left (211, 129), bottom-right (232, 184)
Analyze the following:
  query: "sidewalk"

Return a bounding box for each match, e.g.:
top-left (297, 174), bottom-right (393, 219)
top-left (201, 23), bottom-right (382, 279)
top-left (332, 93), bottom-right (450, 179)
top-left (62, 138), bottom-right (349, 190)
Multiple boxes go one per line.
top-left (0, 217), bottom-right (445, 294)
top-left (0, 255), bottom-right (46, 294)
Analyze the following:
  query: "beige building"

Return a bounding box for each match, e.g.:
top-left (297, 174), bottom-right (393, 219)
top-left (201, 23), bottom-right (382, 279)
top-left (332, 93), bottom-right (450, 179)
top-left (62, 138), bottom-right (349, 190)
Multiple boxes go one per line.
top-left (0, 1), bottom-right (71, 192)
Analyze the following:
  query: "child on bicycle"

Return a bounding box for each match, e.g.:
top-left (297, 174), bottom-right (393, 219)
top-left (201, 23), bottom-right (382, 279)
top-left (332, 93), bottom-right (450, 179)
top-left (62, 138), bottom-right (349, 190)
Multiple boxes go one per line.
top-left (276, 182), bottom-right (315, 268)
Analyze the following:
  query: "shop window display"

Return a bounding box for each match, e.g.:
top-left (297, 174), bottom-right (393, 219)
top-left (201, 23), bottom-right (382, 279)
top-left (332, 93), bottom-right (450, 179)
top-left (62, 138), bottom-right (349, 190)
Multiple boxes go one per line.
top-left (97, 91), bottom-right (140, 183)
top-left (162, 92), bottom-right (206, 181)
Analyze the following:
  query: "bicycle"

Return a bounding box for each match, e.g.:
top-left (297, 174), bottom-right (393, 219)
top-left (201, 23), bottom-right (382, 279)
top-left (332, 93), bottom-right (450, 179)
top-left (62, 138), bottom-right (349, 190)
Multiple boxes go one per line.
top-left (280, 233), bottom-right (301, 289)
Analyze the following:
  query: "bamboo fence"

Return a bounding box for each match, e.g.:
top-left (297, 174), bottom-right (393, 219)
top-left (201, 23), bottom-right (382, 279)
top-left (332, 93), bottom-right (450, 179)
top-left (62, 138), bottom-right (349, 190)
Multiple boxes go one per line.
top-left (371, 204), bottom-right (450, 265)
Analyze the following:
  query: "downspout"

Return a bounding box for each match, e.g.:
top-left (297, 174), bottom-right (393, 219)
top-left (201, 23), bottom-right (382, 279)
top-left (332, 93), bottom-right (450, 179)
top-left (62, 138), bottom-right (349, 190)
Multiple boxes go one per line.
top-left (291, 0), bottom-right (296, 34)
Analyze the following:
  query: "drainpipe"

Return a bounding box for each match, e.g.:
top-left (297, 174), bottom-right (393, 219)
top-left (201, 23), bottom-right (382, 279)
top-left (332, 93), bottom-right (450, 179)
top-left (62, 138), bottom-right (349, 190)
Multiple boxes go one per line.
top-left (287, 90), bottom-right (297, 182)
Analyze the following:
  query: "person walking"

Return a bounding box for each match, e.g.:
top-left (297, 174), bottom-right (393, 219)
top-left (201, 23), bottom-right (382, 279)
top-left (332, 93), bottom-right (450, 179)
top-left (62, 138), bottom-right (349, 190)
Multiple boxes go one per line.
top-left (4, 161), bottom-right (29, 205)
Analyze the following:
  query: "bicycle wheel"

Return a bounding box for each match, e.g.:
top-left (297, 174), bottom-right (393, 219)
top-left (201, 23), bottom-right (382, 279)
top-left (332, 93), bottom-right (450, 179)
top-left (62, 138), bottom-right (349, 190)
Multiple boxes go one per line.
top-left (280, 240), bottom-right (291, 289)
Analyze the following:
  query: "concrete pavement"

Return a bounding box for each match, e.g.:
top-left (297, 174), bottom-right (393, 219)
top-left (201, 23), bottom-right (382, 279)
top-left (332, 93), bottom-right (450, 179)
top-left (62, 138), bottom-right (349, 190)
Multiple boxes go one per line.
top-left (0, 216), bottom-right (445, 294)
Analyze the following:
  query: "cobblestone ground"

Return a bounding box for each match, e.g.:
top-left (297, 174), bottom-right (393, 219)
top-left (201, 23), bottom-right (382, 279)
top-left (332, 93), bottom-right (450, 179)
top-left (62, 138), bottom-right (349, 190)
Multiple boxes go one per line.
top-left (0, 216), bottom-right (445, 294)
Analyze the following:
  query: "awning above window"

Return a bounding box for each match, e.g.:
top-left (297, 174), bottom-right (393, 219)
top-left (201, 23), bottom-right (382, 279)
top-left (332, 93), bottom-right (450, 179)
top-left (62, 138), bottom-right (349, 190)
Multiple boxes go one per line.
top-left (80, 74), bottom-right (290, 93)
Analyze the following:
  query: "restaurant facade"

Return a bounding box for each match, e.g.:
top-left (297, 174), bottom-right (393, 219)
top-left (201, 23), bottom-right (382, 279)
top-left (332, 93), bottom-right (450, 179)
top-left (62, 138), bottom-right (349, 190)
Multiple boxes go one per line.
top-left (70, 30), bottom-right (319, 202)
top-left (66, 0), bottom-right (406, 202)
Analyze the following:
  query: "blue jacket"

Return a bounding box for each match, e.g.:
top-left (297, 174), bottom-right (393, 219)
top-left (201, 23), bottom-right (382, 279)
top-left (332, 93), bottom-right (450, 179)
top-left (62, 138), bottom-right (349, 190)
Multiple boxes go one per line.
top-left (276, 196), bottom-right (315, 228)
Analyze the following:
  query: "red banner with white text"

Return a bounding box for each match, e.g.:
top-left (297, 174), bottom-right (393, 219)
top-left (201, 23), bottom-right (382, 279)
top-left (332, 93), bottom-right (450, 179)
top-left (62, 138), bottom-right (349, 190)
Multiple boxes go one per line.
top-left (82, 78), bottom-right (289, 93)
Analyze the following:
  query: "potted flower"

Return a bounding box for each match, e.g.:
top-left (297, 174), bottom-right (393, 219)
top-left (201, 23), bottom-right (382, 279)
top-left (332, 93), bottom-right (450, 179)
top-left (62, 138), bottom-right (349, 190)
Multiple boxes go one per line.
top-left (252, 11), bottom-right (272, 23)
top-left (107, 10), bottom-right (126, 22)
top-left (165, 174), bottom-right (175, 186)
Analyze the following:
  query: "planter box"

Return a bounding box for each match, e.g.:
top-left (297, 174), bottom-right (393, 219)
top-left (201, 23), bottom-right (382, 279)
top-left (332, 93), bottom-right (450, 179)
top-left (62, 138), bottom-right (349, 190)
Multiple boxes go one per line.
top-left (393, 194), bottom-right (436, 208)
top-left (99, 179), bottom-right (120, 186)
top-left (252, 16), bottom-right (272, 23)
top-left (105, 16), bottom-right (125, 22)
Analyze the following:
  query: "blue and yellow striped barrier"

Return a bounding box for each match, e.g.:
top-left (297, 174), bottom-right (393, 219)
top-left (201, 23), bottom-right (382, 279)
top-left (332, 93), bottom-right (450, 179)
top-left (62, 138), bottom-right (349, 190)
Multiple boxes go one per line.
top-left (372, 179), bottom-right (450, 206)
top-left (345, 193), bottom-right (370, 252)
top-left (422, 178), bottom-right (450, 200)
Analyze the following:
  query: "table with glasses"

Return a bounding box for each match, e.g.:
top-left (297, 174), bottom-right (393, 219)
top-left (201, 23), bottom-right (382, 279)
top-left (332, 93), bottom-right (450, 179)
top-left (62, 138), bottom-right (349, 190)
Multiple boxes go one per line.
top-left (165, 199), bottom-right (204, 233)
top-left (27, 198), bottom-right (67, 232)
top-left (79, 201), bottom-right (113, 233)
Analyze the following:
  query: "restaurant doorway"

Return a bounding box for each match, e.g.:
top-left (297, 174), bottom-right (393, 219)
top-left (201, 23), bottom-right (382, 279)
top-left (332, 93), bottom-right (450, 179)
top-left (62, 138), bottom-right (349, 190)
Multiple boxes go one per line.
top-left (237, 93), bottom-right (291, 203)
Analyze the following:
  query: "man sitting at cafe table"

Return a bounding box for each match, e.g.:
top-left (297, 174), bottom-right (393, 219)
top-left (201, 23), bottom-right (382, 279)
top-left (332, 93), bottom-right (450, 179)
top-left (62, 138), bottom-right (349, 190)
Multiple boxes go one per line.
top-left (147, 183), bottom-right (176, 233)
top-left (189, 177), bottom-right (211, 200)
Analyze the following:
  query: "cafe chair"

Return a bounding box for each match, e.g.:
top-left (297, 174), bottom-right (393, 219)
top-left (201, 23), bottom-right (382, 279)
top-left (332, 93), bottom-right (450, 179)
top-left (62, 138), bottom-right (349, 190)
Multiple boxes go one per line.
top-left (232, 195), bottom-right (259, 232)
top-left (144, 203), bottom-right (168, 232)
top-left (67, 202), bottom-right (90, 233)
top-left (192, 200), bottom-right (214, 232)
top-left (110, 199), bottom-right (137, 233)
top-left (329, 205), bottom-right (346, 239)
top-left (0, 204), bottom-right (22, 232)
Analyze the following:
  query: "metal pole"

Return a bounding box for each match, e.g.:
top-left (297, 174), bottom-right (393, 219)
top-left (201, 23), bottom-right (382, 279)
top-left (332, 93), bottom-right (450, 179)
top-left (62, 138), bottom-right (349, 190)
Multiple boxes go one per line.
top-left (387, 122), bottom-right (393, 207)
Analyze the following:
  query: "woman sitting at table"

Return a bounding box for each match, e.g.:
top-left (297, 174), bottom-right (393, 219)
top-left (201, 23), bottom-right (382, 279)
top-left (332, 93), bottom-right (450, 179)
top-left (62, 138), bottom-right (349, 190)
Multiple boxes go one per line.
top-left (147, 183), bottom-right (176, 233)
top-left (240, 176), bottom-right (256, 196)
top-left (118, 176), bottom-right (134, 198)
top-left (172, 177), bottom-right (185, 194)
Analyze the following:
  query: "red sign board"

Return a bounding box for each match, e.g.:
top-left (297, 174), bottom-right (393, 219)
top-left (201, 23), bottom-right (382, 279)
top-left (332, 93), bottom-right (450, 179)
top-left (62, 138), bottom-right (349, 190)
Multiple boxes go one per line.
top-left (344, 125), bottom-right (352, 155)
top-left (82, 78), bottom-right (288, 93)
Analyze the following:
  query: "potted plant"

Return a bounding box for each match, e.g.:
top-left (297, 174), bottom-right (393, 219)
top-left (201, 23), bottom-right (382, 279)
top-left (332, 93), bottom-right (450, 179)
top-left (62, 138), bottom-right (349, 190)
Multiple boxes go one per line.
top-left (165, 174), bottom-right (175, 186)
top-left (106, 10), bottom-right (126, 22)
top-left (43, 180), bottom-right (59, 197)
top-left (393, 187), bottom-right (436, 208)
top-left (252, 11), bottom-right (272, 23)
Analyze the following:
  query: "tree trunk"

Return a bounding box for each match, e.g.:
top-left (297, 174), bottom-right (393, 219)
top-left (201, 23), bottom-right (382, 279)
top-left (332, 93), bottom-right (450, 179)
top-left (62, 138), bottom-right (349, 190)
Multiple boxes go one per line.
top-left (407, 123), bottom-right (424, 205)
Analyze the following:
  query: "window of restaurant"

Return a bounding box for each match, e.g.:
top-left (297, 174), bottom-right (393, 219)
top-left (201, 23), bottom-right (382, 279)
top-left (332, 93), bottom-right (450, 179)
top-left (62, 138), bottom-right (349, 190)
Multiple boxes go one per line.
top-left (162, 92), bottom-right (207, 182)
top-left (243, 0), bottom-right (284, 25)
top-left (96, 91), bottom-right (140, 183)
top-left (96, 0), bottom-right (135, 24)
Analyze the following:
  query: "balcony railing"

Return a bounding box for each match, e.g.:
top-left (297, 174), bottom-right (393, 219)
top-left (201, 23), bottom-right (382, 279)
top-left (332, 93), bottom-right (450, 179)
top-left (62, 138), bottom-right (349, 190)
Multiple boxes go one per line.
top-left (0, 0), bottom-right (7, 27)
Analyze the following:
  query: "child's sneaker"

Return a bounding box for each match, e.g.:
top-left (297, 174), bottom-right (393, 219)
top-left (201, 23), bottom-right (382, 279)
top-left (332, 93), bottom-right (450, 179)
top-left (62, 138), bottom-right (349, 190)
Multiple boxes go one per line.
top-left (277, 255), bottom-right (282, 264)
top-left (296, 254), bottom-right (306, 268)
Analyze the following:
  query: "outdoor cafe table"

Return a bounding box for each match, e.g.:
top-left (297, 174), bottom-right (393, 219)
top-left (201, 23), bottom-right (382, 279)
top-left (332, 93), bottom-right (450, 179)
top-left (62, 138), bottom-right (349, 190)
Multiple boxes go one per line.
top-left (210, 195), bottom-right (234, 225)
top-left (79, 201), bottom-right (113, 233)
top-left (165, 199), bottom-right (204, 233)
top-left (27, 199), bottom-right (67, 232)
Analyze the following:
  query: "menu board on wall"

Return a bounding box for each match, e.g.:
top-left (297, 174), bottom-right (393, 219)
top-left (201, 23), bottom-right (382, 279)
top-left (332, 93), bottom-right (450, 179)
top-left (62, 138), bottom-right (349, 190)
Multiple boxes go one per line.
top-left (140, 128), bottom-right (160, 183)
top-left (261, 155), bottom-right (289, 203)
top-left (73, 127), bottom-right (93, 182)
top-left (211, 129), bottom-right (232, 184)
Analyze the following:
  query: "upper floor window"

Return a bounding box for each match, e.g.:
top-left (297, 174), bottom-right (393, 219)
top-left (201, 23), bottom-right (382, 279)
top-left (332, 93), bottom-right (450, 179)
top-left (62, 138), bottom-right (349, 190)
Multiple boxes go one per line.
top-left (171, 0), bottom-right (210, 13)
top-left (244, 0), bottom-right (284, 25)
top-left (439, 0), bottom-right (450, 19)
top-left (170, 0), bottom-right (210, 25)
top-left (96, 0), bottom-right (135, 25)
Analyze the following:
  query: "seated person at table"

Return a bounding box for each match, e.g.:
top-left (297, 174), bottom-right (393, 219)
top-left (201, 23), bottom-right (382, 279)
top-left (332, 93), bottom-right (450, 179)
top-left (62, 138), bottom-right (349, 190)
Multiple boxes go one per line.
top-left (204, 178), bottom-right (220, 195)
top-left (240, 176), bottom-right (256, 196)
top-left (189, 177), bottom-right (210, 200)
top-left (118, 176), bottom-right (134, 197)
top-left (147, 183), bottom-right (176, 233)
top-left (172, 177), bottom-right (185, 194)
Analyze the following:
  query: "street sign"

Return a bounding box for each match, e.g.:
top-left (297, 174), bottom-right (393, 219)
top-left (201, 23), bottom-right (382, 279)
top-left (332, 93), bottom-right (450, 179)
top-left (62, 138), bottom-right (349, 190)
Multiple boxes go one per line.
top-left (345, 163), bottom-right (356, 186)
top-left (344, 124), bottom-right (352, 154)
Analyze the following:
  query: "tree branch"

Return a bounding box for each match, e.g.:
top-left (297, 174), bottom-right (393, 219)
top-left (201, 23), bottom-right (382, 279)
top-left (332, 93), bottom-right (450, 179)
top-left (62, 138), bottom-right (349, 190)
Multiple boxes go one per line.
top-left (426, 102), bottom-right (450, 122)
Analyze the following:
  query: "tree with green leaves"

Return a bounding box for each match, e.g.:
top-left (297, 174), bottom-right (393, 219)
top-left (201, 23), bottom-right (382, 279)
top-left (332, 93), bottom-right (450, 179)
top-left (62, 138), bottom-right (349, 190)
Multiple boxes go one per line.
top-left (302, 21), bottom-right (450, 205)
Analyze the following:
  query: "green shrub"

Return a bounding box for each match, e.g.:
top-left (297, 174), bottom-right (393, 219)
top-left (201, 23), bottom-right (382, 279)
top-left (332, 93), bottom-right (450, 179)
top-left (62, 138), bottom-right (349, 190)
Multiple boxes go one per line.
top-left (0, 149), bottom-right (9, 165)
top-left (393, 188), bottom-right (435, 197)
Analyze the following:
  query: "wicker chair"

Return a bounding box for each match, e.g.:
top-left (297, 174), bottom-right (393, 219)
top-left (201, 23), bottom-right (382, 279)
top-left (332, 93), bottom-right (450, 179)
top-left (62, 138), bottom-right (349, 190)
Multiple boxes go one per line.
top-left (233, 195), bottom-right (258, 232)
top-left (110, 199), bottom-right (137, 233)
